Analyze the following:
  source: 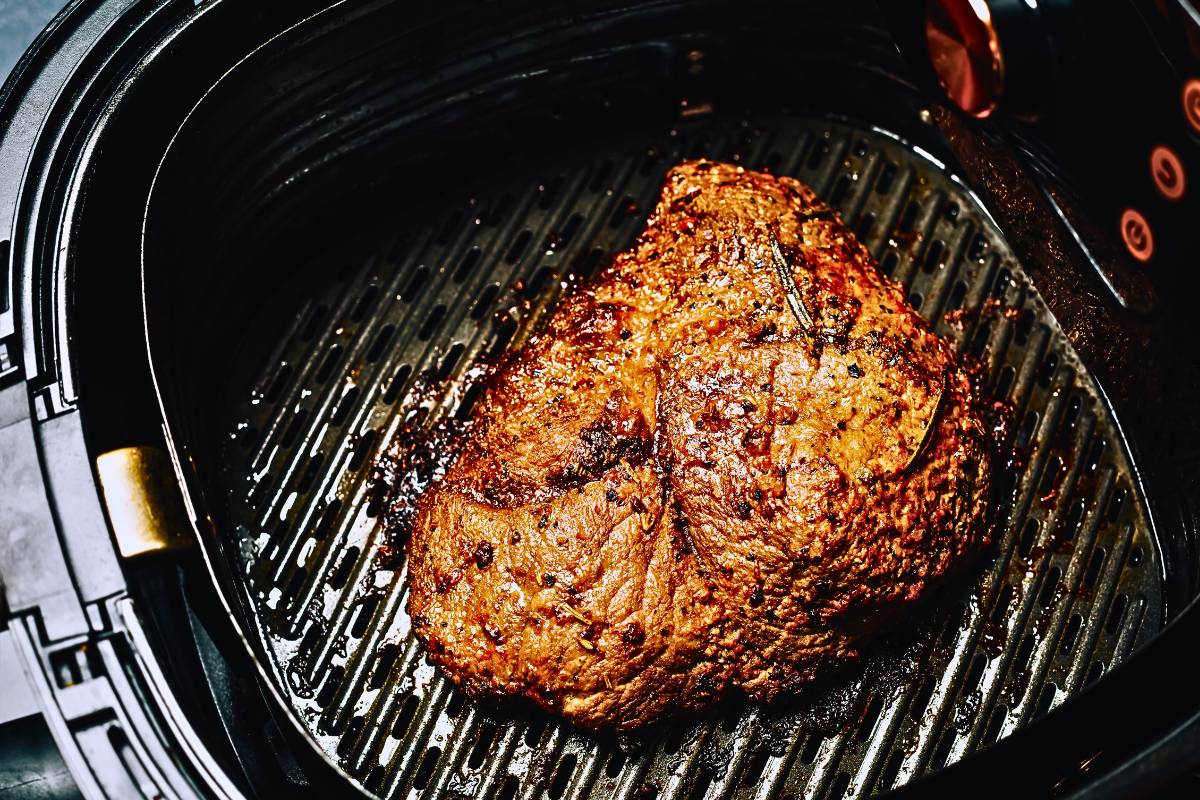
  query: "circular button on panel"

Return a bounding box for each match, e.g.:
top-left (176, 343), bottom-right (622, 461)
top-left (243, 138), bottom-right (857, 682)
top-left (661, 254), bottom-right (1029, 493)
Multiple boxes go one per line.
top-left (1151, 145), bottom-right (1186, 201)
top-left (1183, 78), bottom-right (1200, 134)
top-left (1120, 208), bottom-right (1154, 263)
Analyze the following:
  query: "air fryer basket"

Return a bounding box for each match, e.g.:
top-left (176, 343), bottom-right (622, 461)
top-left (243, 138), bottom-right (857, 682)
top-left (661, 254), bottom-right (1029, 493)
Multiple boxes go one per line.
top-left (136, 1), bottom-right (1186, 798)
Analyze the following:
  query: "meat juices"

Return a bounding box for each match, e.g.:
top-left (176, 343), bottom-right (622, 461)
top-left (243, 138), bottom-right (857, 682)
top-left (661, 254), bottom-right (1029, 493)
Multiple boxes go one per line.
top-left (401, 160), bottom-right (992, 731)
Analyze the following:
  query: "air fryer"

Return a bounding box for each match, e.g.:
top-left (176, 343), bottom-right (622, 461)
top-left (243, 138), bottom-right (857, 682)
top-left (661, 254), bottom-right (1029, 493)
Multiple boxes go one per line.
top-left (1, 1), bottom-right (1199, 798)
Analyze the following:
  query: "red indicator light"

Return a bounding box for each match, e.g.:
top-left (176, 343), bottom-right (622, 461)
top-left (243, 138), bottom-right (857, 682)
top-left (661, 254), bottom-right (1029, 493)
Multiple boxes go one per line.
top-left (1119, 208), bottom-right (1154, 263)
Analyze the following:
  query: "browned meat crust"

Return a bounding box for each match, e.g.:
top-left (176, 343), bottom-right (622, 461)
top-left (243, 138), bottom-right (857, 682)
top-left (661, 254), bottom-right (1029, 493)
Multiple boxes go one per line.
top-left (402, 160), bottom-right (992, 731)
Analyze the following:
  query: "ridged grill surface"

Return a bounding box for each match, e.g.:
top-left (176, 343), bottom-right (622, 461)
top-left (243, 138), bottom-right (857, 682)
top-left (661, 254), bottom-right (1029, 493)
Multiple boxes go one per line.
top-left (221, 115), bottom-right (1162, 799)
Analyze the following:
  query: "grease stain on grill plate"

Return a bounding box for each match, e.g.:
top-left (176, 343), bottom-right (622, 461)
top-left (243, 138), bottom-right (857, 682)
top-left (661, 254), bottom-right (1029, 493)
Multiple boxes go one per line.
top-left (221, 116), bottom-right (1162, 800)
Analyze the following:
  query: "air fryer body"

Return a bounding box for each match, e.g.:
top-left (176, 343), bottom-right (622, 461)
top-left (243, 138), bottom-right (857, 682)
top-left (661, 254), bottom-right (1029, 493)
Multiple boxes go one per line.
top-left (2, 1), bottom-right (1200, 798)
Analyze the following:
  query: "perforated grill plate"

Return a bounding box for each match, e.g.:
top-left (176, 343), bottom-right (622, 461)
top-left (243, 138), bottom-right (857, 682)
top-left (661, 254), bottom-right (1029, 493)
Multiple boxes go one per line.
top-left (222, 116), bottom-right (1161, 800)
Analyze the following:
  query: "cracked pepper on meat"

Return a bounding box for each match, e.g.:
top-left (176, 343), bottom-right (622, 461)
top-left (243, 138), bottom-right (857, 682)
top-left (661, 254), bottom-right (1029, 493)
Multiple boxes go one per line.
top-left (398, 160), bottom-right (992, 731)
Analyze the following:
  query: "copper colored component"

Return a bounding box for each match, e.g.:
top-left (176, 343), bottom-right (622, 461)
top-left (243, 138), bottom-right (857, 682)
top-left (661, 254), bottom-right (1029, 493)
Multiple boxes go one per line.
top-left (926, 0), bottom-right (1005, 118)
top-left (1150, 145), bottom-right (1186, 201)
top-left (1120, 208), bottom-right (1154, 263)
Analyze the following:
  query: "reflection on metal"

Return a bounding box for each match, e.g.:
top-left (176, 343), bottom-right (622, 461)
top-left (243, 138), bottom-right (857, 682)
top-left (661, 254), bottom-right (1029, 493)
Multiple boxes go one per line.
top-left (96, 446), bottom-right (191, 558)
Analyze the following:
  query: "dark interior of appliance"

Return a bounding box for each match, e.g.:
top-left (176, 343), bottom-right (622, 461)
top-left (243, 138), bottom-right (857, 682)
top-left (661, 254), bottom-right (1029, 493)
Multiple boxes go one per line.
top-left (55, 0), bottom-right (1200, 797)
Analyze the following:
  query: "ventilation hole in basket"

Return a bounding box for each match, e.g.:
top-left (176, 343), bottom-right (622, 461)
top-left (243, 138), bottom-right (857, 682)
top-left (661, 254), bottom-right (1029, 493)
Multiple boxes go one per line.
top-left (1038, 568), bottom-right (1063, 609)
top-left (438, 343), bottom-right (466, 381)
top-left (855, 211), bottom-right (875, 239)
top-left (878, 748), bottom-right (905, 792)
top-left (298, 620), bottom-right (323, 658)
top-left (1018, 519), bottom-right (1040, 560)
top-left (1064, 500), bottom-right (1086, 542)
top-left (350, 285), bottom-right (379, 322)
top-left (1086, 660), bottom-right (1106, 686)
top-left (898, 199), bottom-right (920, 233)
top-left (828, 771), bottom-right (851, 799)
top-left (1034, 682), bottom-right (1058, 718)
top-left (910, 677), bottom-right (935, 720)
top-left (454, 247), bottom-right (482, 283)
top-left (467, 724), bottom-right (497, 769)
top-left (279, 408), bottom-right (310, 450)
top-left (471, 284), bottom-right (500, 320)
top-left (1015, 410), bottom-right (1039, 450)
top-left (331, 386), bottom-right (360, 427)
top-left (264, 363), bottom-right (293, 404)
top-left (994, 364), bottom-right (1015, 401)
top-left (1106, 487), bottom-right (1127, 522)
top-left (1014, 309), bottom-right (1034, 345)
top-left (522, 265), bottom-right (555, 299)
top-left (328, 547), bottom-right (359, 590)
top-left (337, 716), bottom-right (364, 758)
top-left (965, 652), bottom-right (987, 690)
top-left (485, 194), bottom-right (513, 226)
top-left (741, 749), bottom-right (769, 787)
top-left (1062, 396), bottom-right (1082, 431)
top-left (941, 603), bottom-right (967, 647)
top-left (1106, 594), bottom-right (1129, 635)
top-left (880, 251), bottom-right (899, 277)
top-left (1085, 437), bottom-right (1105, 475)
top-left (413, 745), bottom-right (441, 790)
top-left (560, 213), bottom-right (584, 244)
top-left (402, 266), bottom-right (430, 302)
top-left (368, 643), bottom-right (398, 692)
top-left (1038, 353), bottom-right (1059, 389)
top-left (930, 731), bottom-right (954, 769)
top-left (445, 692), bottom-right (465, 719)
top-left (806, 139), bottom-right (830, 169)
top-left (689, 766), bottom-right (715, 800)
top-left (366, 324), bottom-right (395, 364)
top-left (316, 664), bottom-right (345, 708)
top-left (721, 710), bottom-right (741, 733)
top-left (1061, 613), bottom-right (1084, 656)
top-left (382, 364), bottom-right (412, 405)
top-left (968, 231), bottom-right (989, 262)
top-left (1129, 545), bottom-right (1145, 568)
top-left (418, 305), bottom-right (447, 341)
top-left (1014, 634), bottom-right (1036, 669)
top-left (298, 305), bottom-right (327, 342)
top-left (365, 766), bottom-right (385, 794)
top-left (313, 499), bottom-right (342, 541)
top-left (606, 749), bottom-right (627, 778)
top-left (524, 718), bottom-right (546, 748)
top-left (351, 595), bottom-right (381, 639)
top-left (922, 239), bottom-right (945, 273)
top-left (391, 693), bottom-right (420, 738)
top-left (908, 292), bottom-right (923, 311)
top-left (875, 161), bottom-right (897, 194)
top-left (455, 381), bottom-right (486, 421)
top-left (296, 453), bottom-right (324, 492)
top-left (284, 566), bottom-right (308, 601)
top-left (991, 267), bottom-right (1012, 299)
top-left (315, 345), bottom-right (342, 385)
top-left (505, 230), bottom-right (533, 265)
top-left (548, 753), bottom-right (577, 799)
top-left (969, 321), bottom-right (991, 358)
top-left (858, 694), bottom-right (885, 741)
top-left (497, 775), bottom-right (520, 800)
top-left (539, 175), bottom-right (564, 209)
top-left (348, 428), bottom-right (378, 471)
top-left (437, 209), bottom-right (464, 244)
top-left (828, 174), bottom-right (853, 209)
top-left (982, 704), bottom-right (1007, 744)
top-left (800, 734), bottom-right (824, 764)
top-left (945, 279), bottom-right (967, 312)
